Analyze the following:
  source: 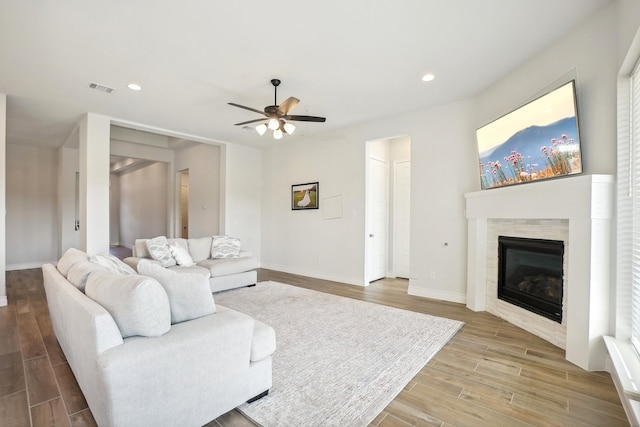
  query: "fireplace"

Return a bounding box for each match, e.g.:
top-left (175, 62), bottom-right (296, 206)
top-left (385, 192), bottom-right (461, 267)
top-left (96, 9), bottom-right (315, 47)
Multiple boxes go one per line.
top-left (498, 236), bottom-right (564, 323)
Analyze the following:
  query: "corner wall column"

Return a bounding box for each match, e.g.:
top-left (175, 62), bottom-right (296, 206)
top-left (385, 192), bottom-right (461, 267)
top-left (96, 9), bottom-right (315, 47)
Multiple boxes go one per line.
top-left (79, 113), bottom-right (110, 255)
top-left (466, 217), bottom-right (487, 311)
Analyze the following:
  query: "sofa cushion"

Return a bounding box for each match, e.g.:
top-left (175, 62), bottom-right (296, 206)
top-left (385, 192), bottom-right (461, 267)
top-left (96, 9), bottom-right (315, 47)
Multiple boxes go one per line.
top-left (188, 237), bottom-right (213, 262)
top-left (169, 244), bottom-right (195, 267)
top-left (197, 256), bottom-right (259, 278)
top-left (85, 271), bottom-right (171, 338)
top-left (67, 261), bottom-right (110, 292)
top-left (90, 253), bottom-right (137, 275)
top-left (211, 236), bottom-right (241, 259)
top-left (137, 259), bottom-right (216, 324)
top-left (146, 236), bottom-right (177, 268)
top-left (57, 247), bottom-right (89, 277)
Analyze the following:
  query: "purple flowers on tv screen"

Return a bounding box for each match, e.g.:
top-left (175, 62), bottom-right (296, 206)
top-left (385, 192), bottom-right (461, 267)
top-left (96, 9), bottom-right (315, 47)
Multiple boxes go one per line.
top-left (476, 81), bottom-right (582, 190)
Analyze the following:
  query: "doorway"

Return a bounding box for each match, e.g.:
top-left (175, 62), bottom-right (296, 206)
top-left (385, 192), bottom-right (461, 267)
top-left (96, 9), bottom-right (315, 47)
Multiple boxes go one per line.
top-left (179, 170), bottom-right (189, 238)
top-left (365, 136), bottom-right (411, 285)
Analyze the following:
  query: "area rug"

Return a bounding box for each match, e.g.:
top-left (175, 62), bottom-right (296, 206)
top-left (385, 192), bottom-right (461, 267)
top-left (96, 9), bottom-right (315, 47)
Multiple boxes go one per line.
top-left (214, 281), bottom-right (463, 427)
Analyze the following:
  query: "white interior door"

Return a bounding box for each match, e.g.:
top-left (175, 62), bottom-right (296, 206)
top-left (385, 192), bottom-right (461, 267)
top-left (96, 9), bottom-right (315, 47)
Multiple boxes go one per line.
top-left (367, 158), bottom-right (389, 283)
top-left (393, 161), bottom-right (411, 278)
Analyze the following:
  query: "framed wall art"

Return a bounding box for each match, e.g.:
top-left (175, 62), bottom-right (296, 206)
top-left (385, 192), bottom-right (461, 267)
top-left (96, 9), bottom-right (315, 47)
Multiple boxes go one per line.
top-left (291, 182), bottom-right (319, 210)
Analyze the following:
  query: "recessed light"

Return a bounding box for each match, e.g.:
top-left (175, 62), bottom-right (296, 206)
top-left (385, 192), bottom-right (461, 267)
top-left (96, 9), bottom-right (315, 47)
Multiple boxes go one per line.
top-left (421, 73), bottom-right (436, 82)
top-left (127, 83), bottom-right (142, 91)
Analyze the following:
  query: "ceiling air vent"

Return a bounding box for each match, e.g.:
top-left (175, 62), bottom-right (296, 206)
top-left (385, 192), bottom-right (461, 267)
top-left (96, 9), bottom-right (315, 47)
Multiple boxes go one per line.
top-left (88, 81), bottom-right (114, 94)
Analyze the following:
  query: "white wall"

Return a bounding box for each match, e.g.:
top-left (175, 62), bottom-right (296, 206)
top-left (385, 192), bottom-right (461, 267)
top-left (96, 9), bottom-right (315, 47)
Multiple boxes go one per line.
top-left (476, 4), bottom-right (618, 176)
top-left (261, 133), bottom-right (372, 285)
top-left (259, 3), bottom-right (619, 302)
top-left (6, 144), bottom-right (58, 268)
top-left (618, 0), bottom-right (640, 64)
top-left (223, 143), bottom-right (262, 261)
top-left (0, 93), bottom-right (6, 306)
top-left (118, 161), bottom-right (169, 246)
top-left (261, 98), bottom-right (477, 293)
top-left (175, 144), bottom-right (221, 238)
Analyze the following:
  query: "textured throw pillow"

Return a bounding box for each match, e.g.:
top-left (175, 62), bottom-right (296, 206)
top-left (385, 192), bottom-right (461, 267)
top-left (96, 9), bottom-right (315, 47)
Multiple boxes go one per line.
top-left (85, 271), bottom-right (171, 338)
top-left (169, 244), bottom-right (195, 267)
top-left (57, 247), bottom-right (89, 277)
top-left (137, 259), bottom-right (216, 324)
top-left (146, 236), bottom-right (176, 267)
top-left (90, 253), bottom-right (137, 275)
top-left (211, 236), bottom-right (241, 259)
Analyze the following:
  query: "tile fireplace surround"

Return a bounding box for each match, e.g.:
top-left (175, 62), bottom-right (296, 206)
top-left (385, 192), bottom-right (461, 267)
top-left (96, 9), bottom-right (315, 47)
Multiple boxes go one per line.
top-left (465, 174), bottom-right (613, 371)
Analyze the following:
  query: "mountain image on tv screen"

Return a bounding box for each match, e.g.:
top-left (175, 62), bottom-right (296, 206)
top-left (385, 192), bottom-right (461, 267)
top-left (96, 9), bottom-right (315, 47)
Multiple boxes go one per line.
top-left (476, 81), bottom-right (581, 190)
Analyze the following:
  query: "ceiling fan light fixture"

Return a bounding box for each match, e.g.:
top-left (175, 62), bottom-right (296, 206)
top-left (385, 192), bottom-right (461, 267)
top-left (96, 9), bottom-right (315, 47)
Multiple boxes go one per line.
top-left (283, 122), bottom-right (296, 135)
top-left (268, 118), bottom-right (280, 130)
top-left (229, 79), bottom-right (326, 140)
top-left (255, 123), bottom-right (267, 136)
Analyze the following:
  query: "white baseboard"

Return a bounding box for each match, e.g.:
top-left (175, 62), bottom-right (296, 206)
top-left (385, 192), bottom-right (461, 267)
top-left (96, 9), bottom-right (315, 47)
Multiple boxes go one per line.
top-left (407, 284), bottom-right (467, 304)
top-left (6, 261), bottom-right (53, 271)
top-left (260, 263), bottom-right (365, 287)
top-left (0, 296), bottom-right (7, 307)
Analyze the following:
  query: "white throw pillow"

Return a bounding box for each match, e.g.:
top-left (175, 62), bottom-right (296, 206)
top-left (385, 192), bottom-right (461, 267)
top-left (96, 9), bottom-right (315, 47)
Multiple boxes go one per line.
top-left (90, 253), bottom-right (137, 275)
top-left (146, 236), bottom-right (176, 267)
top-left (85, 271), bottom-right (171, 338)
top-left (211, 236), bottom-right (241, 259)
top-left (137, 259), bottom-right (216, 324)
top-left (169, 244), bottom-right (195, 267)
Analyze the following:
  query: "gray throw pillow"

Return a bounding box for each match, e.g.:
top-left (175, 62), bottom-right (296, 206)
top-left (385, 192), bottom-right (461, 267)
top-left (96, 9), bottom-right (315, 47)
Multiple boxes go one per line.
top-left (85, 271), bottom-right (171, 338)
top-left (137, 259), bottom-right (216, 324)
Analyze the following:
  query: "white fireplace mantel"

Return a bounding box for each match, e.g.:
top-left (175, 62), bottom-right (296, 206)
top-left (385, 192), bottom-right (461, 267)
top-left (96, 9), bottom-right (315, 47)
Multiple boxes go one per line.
top-left (464, 174), bottom-right (614, 371)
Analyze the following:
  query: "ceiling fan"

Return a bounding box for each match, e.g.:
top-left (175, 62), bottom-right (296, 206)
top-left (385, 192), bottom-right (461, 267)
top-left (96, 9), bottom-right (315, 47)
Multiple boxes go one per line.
top-left (228, 79), bottom-right (326, 139)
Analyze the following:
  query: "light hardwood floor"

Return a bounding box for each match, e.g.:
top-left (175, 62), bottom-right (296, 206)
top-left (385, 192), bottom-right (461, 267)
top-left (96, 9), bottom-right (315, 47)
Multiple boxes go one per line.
top-left (0, 268), bottom-right (630, 427)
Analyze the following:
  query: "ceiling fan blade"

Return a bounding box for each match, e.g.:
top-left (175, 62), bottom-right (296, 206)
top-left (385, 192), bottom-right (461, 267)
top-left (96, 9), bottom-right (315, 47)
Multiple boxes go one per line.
top-left (277, 97), bottom-right (300, 115)
top-left (228, 102), bottom-right (267, 116)
top-left (233, 118), bottom-right (267, 126)
top-left (284, 115), bottom-right (326, 123)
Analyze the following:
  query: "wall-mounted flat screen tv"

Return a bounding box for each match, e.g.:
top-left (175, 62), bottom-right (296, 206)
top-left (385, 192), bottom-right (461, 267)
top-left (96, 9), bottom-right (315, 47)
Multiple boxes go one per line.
top-left (476, 80), bottom-right (582, 190)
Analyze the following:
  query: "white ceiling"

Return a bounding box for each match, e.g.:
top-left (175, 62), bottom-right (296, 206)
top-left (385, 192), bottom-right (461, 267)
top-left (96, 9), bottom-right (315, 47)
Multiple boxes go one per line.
top-left (0, 0), bottom-right (613, 149)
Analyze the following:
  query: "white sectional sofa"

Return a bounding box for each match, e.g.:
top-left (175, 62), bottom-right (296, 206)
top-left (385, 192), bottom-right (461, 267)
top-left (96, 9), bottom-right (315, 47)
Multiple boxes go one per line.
top-left (124, 236), bottom-right (259, 293)
top-left (43, 248), bottom-right (275, 427)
